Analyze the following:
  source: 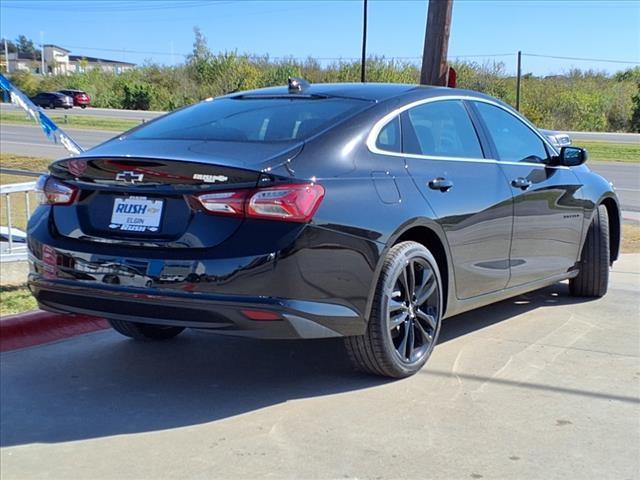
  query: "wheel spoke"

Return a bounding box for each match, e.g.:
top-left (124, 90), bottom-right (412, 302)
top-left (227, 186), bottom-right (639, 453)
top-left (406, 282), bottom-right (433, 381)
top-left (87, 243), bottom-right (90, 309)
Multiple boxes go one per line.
top-left (406, 320), bottom-right (415, 360)
top-left (406, 261), bottom-right (416, 297)
top-left (415, 277), bottom-right (436, 306)
top-left (416, 309), bottom-right (437, 331)
top-left (389, 311), bottom-right (408, 330)
top-left (388, 298), bottom-right (406, 314)
top-left (414, 317), bottom-right (433, 343)
top-left (398, 322), bottom-right (411, 360)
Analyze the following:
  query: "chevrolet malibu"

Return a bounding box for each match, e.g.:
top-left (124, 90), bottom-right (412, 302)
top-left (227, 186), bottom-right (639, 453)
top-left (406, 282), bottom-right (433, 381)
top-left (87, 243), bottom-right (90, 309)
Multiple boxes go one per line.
top-left (27, 81), bottom-right (621, 378)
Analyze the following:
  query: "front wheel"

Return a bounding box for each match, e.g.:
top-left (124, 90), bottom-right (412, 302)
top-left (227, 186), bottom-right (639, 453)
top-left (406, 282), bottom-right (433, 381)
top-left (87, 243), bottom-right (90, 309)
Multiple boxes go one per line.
top-left (108, 319), bottom-right (185, 340)
top-left (80, 105), bottom-right (87, 109)
top-left (570, 204), bottom-right (610, 297)
top-left (345, 241), bottom-right (442, 378)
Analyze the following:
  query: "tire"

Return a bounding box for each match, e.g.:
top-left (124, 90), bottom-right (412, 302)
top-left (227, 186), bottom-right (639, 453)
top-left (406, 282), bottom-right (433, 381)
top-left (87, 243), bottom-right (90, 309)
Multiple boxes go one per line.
top-left (49, 103), bottom-right (55, 109)
top-left (570, 204), bottom-right (610, 297)
top-left (80, 105), bottom-right (87, 109)
top-left (108, 319), bottom-right (185, 340)
top-left (345, 241), bottom-right (443, 378)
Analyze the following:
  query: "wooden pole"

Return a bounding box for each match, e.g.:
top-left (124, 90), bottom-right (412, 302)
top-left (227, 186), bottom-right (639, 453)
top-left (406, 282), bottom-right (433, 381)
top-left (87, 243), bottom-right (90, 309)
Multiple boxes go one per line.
top-left (515, 50), bottom-right (522, 111)
top-left (420, 0), bottom-right (453, 86)
top-left (361, 0), bottom-right (368, 83)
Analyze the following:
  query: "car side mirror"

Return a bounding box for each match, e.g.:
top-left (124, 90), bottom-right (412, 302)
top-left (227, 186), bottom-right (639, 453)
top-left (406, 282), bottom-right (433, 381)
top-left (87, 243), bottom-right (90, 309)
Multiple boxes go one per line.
top-left (554, 146), bottom-right (587, 167)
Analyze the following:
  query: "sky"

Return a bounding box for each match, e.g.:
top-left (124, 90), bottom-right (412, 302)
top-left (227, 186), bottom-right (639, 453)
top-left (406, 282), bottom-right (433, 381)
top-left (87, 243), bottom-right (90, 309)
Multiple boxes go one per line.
top-left (0, 0), bottom-right (638, 76)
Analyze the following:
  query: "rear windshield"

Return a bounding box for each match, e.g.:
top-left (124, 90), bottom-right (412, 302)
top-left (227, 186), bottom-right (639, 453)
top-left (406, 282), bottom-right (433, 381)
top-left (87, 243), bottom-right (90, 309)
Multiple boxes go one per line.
top-left (129, 97), bottom-right (370, 143)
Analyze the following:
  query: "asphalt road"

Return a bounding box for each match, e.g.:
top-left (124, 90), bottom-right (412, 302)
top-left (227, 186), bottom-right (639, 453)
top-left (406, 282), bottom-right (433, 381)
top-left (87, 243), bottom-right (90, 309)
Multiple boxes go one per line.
top-left (0, 102), bottom-right (163, 121)
top-left (568, 131), bottom-right (640, 144)
top-left (0, 123), bottom-right (115, 159)
top-left (1, 254), bottom-right (638, 479)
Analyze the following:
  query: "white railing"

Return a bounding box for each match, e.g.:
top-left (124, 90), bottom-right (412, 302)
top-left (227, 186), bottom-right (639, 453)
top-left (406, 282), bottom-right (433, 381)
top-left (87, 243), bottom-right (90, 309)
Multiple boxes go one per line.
top-left (0, 170), bottom-right (39, 262)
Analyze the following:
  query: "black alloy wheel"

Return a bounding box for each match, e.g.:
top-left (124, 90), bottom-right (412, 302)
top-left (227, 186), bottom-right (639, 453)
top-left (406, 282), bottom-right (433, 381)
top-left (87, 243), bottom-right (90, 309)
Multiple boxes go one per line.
top-left (345, 241), bottom-right (442, 378)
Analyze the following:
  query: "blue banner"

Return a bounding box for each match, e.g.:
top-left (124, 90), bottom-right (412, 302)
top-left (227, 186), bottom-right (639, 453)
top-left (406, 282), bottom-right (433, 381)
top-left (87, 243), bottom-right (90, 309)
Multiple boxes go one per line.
top-left (0, 73), bottom-right (84, 155)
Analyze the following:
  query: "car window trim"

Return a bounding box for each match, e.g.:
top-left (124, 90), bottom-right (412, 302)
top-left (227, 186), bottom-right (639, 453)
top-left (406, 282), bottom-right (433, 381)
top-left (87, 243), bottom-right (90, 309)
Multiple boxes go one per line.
top-left (367, 95), bottom-right (567, 169)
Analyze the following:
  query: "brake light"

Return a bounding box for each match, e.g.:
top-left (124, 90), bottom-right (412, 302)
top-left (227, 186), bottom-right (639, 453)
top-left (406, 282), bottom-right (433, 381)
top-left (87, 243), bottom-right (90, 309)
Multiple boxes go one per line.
top-left (194, 183), bottom-right (324, 223)
top-left (196, 190), bottom-right (247, 216)
top-left (36, 175), bottom-right (78, 205)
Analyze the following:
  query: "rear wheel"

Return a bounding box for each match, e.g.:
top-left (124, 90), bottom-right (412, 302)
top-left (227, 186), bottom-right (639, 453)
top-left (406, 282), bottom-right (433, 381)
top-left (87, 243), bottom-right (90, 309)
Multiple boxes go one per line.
top-left (108, 319), bottom-right (185, 340)
top-left (570, 204), bottom-right (610, 297)
top-left (345, 241), bottom-right (442, 378)
top-left (80, 105), bottom-right (87, 109)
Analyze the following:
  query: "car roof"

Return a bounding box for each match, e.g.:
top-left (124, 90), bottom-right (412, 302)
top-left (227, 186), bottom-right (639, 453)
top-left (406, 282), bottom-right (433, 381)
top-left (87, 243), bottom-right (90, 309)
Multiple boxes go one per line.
top-left (232, 83), bottom-right (419, 101)
top-left (230, 82), bottom-right (506, 104)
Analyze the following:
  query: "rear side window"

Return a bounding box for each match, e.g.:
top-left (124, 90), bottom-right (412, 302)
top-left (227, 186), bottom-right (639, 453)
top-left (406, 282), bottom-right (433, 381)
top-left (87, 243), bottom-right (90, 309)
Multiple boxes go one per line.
top-left (130, 97), bottom-right (370, 143)
top-left (376, 116), bottom-right (401, 152)
top-left (474, 102), bottom-right (548, 163)
top-left (402, 100), bottom-right (484, 158)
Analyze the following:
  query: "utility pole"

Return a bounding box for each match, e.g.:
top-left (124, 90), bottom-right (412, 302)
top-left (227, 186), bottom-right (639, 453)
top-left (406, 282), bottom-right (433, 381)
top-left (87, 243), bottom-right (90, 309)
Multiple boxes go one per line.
top-left (515, 50), bottom-right (522, 111)
top-left (40, 31), bottom-right (45, 75)
top-left (3, 38), bottom-right (9, 73)
top-left (360, 0), bottom-right (368, 83)
top-left (420, 0), bottom-right (453, 86)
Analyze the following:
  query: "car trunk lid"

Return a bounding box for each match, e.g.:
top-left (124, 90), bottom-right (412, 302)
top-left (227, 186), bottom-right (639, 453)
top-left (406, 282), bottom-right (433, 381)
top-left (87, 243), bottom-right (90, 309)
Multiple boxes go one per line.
top-left (49, 140), bottom-right (303, 248)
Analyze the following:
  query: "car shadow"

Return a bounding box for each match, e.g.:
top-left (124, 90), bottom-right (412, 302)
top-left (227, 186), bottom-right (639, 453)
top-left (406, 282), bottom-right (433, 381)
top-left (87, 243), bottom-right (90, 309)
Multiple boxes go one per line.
top-left (0, 282), bottom-right (593, 447)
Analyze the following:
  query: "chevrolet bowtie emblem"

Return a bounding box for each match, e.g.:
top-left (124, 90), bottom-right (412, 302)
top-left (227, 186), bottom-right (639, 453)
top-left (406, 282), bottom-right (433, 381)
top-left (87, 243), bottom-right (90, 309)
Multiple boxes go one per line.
top-left (115, 171), bottom-right (144, 184)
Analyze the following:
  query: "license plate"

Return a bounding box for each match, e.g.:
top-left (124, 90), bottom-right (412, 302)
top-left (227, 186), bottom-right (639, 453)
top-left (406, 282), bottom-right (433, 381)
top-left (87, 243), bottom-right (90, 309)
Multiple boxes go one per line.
top-left (109, 197), bottom-right (163, 232)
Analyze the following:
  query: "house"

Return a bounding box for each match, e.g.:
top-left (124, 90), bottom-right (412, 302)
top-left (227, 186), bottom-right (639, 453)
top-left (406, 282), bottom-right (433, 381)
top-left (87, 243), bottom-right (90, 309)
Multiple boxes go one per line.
top-left (5, 44), bottom-right (135, 75)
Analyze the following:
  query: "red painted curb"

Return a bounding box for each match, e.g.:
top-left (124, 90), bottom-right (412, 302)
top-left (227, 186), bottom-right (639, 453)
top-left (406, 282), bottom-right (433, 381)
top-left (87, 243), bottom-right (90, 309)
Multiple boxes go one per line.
top-left (0, 310), bottom-right (108, 352)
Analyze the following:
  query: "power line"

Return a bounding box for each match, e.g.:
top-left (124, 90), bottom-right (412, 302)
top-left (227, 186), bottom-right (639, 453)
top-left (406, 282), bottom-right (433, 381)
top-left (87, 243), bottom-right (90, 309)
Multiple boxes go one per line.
top-left (523, 53), bottom-right (640, 65)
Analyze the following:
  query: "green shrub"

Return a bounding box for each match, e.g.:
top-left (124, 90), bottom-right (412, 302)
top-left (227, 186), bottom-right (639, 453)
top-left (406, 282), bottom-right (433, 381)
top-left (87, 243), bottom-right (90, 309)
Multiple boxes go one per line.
top-left (6, 55), bottom-right (638, 132)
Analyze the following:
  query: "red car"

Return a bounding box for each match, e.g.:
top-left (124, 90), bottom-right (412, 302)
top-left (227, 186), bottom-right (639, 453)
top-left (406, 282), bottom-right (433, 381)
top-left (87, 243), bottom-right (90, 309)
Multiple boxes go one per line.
top-left (58, 89), bottom-right (91, 108)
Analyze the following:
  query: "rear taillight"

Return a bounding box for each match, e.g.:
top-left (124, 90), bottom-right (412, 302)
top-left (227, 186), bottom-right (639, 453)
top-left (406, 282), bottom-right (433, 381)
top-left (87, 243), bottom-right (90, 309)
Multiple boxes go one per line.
top-left (194, 183), bottom-right (324, 223)
top-left (36, 175), bottom-right (78, 206)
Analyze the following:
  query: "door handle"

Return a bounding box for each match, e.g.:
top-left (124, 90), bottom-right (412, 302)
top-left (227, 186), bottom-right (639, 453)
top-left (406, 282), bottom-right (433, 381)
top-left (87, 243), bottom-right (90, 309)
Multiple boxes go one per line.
top-left (511, 177), bottom-right (532, 190)
top-left (428, 177), bottom-right (453, 192)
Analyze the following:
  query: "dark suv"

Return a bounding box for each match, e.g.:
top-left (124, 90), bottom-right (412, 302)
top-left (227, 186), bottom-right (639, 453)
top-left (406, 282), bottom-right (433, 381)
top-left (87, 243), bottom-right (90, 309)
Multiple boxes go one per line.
top-left (27, 81), bottom-right (620, 377)
top-left (30, 92), bottom-right (73, 109)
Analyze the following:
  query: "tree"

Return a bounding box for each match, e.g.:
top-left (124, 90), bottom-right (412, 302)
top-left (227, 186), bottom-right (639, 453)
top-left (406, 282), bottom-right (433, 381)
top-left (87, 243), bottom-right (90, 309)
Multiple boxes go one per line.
top-left (631, 83), bottom-right (640, 133)
top-left (1, 38), bottom-right (17, 53)
top-left (188, 27), bottom-right (211, 64)
top-left (15, 35), bottom-right (38, 59)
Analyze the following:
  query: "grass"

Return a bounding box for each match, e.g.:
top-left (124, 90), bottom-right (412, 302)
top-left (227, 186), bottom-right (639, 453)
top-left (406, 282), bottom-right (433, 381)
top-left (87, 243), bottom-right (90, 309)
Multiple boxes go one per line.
top-left (0, 110), bottom-right (140, 132)
top-left (572, 141), bottom-right (640, 163)
top-left (622, 224), bottom-right (640, 254)
top-left (0, 285), bottom-right (37, 316)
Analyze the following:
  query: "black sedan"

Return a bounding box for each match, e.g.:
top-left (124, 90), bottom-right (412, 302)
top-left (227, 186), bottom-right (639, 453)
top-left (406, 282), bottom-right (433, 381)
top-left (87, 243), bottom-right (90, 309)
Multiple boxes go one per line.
top-left (27, 80), bottom-right (621, 378)
top-left (31, 92), bottom-right (73, 109)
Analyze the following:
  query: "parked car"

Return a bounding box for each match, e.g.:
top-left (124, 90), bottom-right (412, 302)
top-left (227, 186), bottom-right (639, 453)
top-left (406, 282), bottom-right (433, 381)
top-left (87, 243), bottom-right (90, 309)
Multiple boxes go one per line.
top-left (58, 89), bottom-right (91, 108)
top-left (540, 129), bottom-right (572, 150)
top-left (30, 92), bottom-right (73, 109)
top-left (27, 81), bottom-right (621, 378)
top-left (0, 226), bottom-right (27, 254)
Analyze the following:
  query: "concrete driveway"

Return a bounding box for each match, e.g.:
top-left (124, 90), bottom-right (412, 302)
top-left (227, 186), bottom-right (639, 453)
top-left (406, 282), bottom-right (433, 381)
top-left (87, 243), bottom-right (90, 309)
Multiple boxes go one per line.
top-left (1, 255), bottom-right (639, 480)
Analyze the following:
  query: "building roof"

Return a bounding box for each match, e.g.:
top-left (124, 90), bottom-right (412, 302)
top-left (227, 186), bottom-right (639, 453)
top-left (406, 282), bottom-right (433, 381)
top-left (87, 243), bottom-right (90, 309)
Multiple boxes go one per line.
top-left (68, 55), bottom-right (136, 66)
top-left (43, 44), bottom-right (71, 53)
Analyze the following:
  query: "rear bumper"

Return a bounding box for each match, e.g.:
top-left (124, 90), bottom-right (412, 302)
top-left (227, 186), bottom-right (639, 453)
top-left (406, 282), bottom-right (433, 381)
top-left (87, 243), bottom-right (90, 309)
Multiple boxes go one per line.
top-left (27, 219), bottom-right (383, 339)
top-left (29, 276), bottom-right (359, 339)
